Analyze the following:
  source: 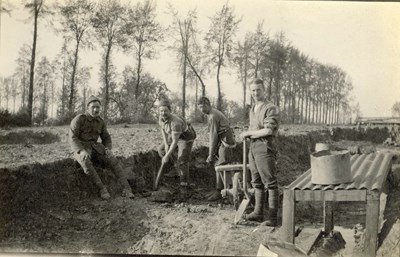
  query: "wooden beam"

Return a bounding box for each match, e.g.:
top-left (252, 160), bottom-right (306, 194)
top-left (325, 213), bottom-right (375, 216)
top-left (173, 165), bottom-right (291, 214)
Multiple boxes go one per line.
top-left (323, 201), bottom-right (335, 234)
top-left (215, 164), bottom-right (250, 172)
top-left (295, 190), bottom-right (367, 202)
top-left (281, 189), bottom-right (296, 244)
top-left (364, 190), bottom-right (380, 257)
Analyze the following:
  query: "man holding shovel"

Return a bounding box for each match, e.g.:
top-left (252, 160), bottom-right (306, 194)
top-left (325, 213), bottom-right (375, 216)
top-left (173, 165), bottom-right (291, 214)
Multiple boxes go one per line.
top-left (198, 97), bottom-right (236, 201)
top-left (240, 79), bottom-right (280, 226)
top-left (69, 95), bottom-right (134, 200)
top-left (157, 98), bottom-right (196, 200)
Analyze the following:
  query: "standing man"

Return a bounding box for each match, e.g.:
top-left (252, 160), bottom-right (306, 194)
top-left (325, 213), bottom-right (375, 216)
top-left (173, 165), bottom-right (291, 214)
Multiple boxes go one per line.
top-left (157, 98), bottom-right (196, 200)
top-left (69, 96), bottom-right (134, 200)
top-left (240, 79), bottom-right (280, 226)
top-left (198, 97), bottom-right (236, 201)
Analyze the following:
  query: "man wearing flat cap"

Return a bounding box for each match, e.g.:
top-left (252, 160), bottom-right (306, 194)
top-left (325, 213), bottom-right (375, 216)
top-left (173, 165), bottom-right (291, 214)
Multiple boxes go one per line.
top-left (69, 95), bottom-right (134, 200)
top-left (157, 98), bottom-right (197, 200)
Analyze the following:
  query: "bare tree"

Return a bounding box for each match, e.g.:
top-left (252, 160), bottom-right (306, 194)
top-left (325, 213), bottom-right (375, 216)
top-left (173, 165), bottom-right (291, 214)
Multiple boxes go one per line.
top-left (168, 5), bottom-right (199, 118)
top-left (392, 102), bottom-right (400, 117)
top-left (204, 2), bottom-right (241, 110)
top-left (3, 77), bottom-right (10, 110)
top-left (233, 33), bottom-right (253, 119)
top-left (15, 44), bottom-right (32, 109)
top-left (123, 0), bottom-right (164, 99)
top-left (10, 74), bottom-right (19, 113)
top-left (24, 0), bottom-right (46, 124)
top-left (35, 56), bottom-right (52, 125)
top-left (58, 0), bottom-right (94, 117)
top-left (91, 0), bottom-right (126, 122)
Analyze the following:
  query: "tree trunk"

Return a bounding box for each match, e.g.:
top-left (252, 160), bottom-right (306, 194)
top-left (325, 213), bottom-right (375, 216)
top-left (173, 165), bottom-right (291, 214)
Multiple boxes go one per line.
top-left (186, 55), bottom-right (206, 95)
top-left (216, 62), bottom-right (222, 110)
top-left (135, 43), bottom-right (142, 99)
top-left (28, 4), bottom-right (40, 125)
top-left (243, 55), bottom-right (248, 119)
top-left (182, 46), bottom-right (187, 118)
top-left (69, 38), bottom-right (81, 116)
top-left (103, 43), bottom-right (112, 123)
top-left (21, 70), bottom-right (26, 108)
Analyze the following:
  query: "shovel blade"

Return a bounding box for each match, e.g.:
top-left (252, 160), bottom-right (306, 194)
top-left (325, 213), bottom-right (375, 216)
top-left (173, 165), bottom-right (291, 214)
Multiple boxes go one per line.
top-left (234, 198), bottom-right (250, 224)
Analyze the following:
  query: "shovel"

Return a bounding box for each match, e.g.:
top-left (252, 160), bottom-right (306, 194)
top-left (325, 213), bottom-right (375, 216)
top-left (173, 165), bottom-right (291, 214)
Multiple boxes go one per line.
top-left (154, 154), bottom-right (179, 191)
top-left (153, 161), bottom-right (166, 191)
top-left (234, 138), bottom-right (252, 224)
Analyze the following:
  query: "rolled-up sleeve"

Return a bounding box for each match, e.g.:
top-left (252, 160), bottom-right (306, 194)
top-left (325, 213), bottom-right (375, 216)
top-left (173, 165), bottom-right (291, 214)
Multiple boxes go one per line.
top-left (263, 106), bottom-right (280, 135)
top-left (69, 116), bottom-right (85, 153)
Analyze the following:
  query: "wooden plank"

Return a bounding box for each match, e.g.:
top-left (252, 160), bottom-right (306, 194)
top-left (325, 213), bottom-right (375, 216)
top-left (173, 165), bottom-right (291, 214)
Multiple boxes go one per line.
top-left (323, 201), bottom-right (335, 234)
top-left (281, 190), bottom-right (296, 244)
top-left (215, 164), bottom-right (250, 172)
top-left (295, 190), bottom-right (367, 202)
top-left (296, 228), bottom-right (323, 255)
top-left (379, 179), bottom-right (389, 233)
top-left (364, 190), bottom-right (380, 257)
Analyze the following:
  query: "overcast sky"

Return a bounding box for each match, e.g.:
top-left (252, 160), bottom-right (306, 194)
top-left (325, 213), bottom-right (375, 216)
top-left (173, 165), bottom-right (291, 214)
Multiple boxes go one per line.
top-left (0, 0), bottom-right (399, 117)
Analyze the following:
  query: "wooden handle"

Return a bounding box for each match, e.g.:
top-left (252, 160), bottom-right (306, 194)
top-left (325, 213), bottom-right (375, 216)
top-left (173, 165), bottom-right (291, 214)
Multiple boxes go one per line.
top-left (153, 162), bottom-right (165, 191)
top-left (243, 139), bottom-right (251, 200)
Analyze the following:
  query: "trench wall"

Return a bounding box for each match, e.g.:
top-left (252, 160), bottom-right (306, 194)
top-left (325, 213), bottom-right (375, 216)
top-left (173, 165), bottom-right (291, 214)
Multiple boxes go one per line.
top-left (0, 127), bottom-right (390, 240)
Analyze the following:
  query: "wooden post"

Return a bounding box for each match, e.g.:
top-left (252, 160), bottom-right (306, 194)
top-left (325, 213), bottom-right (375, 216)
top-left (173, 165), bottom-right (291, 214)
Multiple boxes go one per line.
top-left (323, 201), bottom-right (334, 234)
top-left (223, 170), bottom-right (227, 190)
top-left (364, 190), bottom-right (380, 257)
top-left (282, 189), bottom-right (296, 244)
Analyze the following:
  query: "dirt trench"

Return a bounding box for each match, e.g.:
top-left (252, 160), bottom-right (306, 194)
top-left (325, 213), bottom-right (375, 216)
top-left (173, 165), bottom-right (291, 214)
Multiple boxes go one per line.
top-left (0, 126), bottom-right (398, 256)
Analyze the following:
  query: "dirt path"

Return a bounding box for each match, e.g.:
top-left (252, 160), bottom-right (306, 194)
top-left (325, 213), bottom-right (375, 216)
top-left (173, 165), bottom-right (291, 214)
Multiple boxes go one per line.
top-left (130, 198), bottom-right (278, 256)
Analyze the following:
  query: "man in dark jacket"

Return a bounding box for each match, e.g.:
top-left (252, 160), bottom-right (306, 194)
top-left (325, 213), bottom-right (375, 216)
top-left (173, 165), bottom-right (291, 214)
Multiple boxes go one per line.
top-left (198, 97), bottom-right (236, 201)
top-left (69, 96), bottom-right (134, 200)
top-left (240, 79), bottom-right (280, 226)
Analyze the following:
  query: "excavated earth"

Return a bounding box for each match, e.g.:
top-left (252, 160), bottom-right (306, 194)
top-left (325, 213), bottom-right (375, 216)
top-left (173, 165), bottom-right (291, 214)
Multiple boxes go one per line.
top-left (0, 124), bottom-right (399, 256)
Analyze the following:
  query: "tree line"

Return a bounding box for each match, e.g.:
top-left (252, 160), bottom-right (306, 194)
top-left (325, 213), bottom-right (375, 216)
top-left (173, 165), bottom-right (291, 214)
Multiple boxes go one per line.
top-left (0, 0), bottom-right (358, 126)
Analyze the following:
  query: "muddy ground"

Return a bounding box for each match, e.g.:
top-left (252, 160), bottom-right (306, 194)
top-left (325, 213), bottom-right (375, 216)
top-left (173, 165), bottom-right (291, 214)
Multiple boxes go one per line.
top-left (0, 124), bottom-right (399, 256)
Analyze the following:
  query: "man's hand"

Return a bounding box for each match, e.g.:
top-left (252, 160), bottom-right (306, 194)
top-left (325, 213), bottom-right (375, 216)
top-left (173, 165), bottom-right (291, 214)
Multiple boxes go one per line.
top-left (206, 155), bottom-right (215, 164)
top-left (105, 148), bottom-right (113, 158)
top-left (239, 132), bottom-right (251, 141)
top-left (80, 150), bottom-right (91, 161)
top-left (162, 155), bottom-right (170, 164)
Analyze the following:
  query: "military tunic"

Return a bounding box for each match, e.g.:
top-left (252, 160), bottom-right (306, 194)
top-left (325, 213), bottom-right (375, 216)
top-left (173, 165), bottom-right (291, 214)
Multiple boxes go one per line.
top-left (69, 113), bottom-right (130, 191)
top-left (248, 101), bottom-right (280, 189)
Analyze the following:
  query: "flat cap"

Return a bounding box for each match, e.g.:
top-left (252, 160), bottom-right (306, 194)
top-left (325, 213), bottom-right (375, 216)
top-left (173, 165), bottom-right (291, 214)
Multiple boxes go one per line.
top-left (158, 98), bottom-right (171, 108)
top-left (87, 95), bottom-right (101, 106)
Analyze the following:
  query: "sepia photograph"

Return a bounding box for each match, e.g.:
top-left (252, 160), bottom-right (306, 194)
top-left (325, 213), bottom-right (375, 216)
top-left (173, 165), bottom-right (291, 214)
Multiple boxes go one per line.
top-left (0, 0), bottom-right (399, 256)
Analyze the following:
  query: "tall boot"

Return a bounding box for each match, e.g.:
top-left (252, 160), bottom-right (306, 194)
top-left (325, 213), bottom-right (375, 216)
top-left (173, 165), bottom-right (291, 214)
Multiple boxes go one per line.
top-left (264, 188), bottom-right (278, 226)
top-left (119, 177), bottom-right (135, 199)
top-left (243, 188), bottom-right (264, 222)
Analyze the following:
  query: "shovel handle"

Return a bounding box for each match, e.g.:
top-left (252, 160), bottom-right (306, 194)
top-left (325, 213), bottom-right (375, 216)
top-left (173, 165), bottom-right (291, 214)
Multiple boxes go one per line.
top-left (154, 162), bottom-right (166, 191)
top-left (243, 139), bottom-right (251, 200)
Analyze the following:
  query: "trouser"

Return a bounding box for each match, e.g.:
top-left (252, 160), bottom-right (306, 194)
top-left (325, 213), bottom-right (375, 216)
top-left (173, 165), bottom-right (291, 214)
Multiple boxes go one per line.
top-left (214, 142), bottom-right (233, 190)
top-left (73, 148), bottom-right (131, 191)
top-left (213, 128), bottom-right (236, 190)
top-left (157, 140), bottom-right (193, 185)
top-left (248, 139), bottom-right (277, 190)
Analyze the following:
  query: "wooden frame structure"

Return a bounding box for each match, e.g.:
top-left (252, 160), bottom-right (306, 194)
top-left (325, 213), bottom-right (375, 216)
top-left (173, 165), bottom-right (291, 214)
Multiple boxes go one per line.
top-left (281, 153), bottom-right (393, 257)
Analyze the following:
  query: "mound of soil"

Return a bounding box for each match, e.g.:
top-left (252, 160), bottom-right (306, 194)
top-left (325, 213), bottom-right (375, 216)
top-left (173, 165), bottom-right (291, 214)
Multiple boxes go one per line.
top-left (0, 130), bottom-right (60, 145)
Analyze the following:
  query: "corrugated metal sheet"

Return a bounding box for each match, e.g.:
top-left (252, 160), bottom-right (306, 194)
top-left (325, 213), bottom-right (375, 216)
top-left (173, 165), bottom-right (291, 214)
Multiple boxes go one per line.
top-left (286, 152), bottom-right (393, 191)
